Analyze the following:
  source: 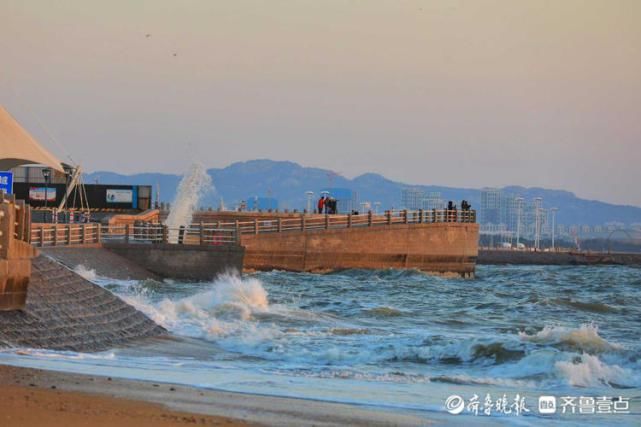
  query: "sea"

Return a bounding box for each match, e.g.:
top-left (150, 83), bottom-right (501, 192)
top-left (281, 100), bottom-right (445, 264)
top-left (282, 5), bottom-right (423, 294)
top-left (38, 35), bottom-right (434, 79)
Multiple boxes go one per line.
top-left (1, 264), bottom-right (640, 426)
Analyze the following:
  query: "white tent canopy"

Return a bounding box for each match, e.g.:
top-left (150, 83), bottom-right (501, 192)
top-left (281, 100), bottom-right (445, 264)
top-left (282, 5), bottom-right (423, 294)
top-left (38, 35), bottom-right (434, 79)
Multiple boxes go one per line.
top-left (0, 105), bottom-right (64, 173)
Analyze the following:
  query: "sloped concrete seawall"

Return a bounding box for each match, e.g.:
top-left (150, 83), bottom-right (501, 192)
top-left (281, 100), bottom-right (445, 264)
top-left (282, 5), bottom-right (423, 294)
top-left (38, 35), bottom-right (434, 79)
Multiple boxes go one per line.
top-left (0, 255), bottom-right (166, 352)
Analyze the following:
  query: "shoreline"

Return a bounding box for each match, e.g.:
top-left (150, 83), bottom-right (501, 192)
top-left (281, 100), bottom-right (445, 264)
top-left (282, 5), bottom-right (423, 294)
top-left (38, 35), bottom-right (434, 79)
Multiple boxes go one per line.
top-left (0, 364), bottom-right (432, 426)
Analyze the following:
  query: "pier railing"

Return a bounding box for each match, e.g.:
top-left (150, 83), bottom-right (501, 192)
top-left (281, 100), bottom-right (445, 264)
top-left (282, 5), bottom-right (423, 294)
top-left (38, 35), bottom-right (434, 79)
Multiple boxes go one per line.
top-left (29, 223), bottom-right (238, 247)
top-left (29, 209), bottom-right (474, 247)
top-left (205, 208), bottom-right (476, 236)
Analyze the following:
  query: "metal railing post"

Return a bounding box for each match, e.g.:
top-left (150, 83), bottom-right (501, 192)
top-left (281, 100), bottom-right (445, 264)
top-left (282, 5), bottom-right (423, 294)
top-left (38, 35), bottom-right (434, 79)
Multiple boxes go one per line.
top-left (40, 226), bottom-right (45, 247)
top-left (277, 218), bottom-right (282, 232)
top-left (347, 214), bottom-right (352, 228)
top-left (301, 215), bottom-right (306, 231)
top-left (200, 221), bottom-right (205, 245)
top-left (125, 224), bottom-right (130, 243)
top-left (53, 225), bottom-right (58, 246)
top-left (386, 211), bottom-right (392, 225)
top-left (325, 215), bottom-right (329, 229)
top-left (368, 210), bottom-right (373, 226)
top-left (254, 218), bottom-right (259, 235)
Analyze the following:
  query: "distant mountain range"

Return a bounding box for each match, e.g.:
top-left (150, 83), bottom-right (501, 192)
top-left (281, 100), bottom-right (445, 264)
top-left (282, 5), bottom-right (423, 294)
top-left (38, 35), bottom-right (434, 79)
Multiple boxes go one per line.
top-left (85, 159), bottom-right (641, 226)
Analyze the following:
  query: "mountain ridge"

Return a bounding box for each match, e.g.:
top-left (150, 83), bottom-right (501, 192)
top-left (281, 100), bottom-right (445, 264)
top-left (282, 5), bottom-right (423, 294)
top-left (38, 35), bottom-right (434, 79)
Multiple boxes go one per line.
top-left (85, 159), bottom-right (641, 226)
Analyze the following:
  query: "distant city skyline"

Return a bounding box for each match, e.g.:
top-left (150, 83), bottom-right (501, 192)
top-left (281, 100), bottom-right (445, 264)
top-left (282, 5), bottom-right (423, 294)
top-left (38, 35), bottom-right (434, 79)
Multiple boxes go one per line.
top-left (2, 1), bottom-right (640, 207)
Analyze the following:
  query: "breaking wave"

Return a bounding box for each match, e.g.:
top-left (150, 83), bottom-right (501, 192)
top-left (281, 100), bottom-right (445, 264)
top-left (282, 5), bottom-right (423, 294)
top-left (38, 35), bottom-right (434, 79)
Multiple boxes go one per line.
top-left (122, 273), bottom-right (274, 341)
top-left (518, 324), bottom-right (623, 353)
top-left (555, 354), bottom-right (634, 388)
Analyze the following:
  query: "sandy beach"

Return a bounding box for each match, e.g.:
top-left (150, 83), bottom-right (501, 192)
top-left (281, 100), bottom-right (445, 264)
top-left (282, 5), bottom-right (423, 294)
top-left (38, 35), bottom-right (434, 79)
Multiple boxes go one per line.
top-left (0, 364), bottom-right (430, 426)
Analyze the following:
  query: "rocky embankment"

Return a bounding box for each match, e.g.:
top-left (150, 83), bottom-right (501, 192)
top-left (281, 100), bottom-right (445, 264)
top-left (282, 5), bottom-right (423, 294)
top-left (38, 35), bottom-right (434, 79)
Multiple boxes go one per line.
top-left (0, 255), bottom-right (166, 351)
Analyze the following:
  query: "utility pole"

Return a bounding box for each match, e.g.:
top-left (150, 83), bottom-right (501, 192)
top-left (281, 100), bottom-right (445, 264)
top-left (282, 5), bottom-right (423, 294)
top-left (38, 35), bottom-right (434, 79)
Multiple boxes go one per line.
top-left (551, 207), bottom-right (558, 251)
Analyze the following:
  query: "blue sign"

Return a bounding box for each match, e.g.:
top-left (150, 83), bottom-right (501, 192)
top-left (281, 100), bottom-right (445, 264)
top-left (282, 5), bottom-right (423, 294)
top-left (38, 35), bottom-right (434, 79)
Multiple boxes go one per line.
top-left (0, 171), bottom-right (13, 195)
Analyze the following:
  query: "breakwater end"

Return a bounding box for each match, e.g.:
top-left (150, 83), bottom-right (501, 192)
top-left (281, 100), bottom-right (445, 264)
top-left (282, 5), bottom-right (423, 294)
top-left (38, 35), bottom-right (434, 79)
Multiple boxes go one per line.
top-left (478, 249), bottom-right (641, 266)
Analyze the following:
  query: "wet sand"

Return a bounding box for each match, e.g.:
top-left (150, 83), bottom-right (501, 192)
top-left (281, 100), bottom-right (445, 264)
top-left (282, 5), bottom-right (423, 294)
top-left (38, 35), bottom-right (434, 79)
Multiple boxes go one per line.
top-left (0, 365), bottom-right (431, 426)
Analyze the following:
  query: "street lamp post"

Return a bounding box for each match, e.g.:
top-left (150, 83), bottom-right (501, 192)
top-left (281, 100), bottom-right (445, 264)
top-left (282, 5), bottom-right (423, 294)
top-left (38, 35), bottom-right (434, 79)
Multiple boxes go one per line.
top-left (551, 207), bottom-right (559, 251)
top-left (515, 197), bottom-right (524, 247)
top-left (305, 191), bottom-right (314, 214)
top-left (42, 168), bottom-right (52, 215)
top-left (373, 201), bottom-right (381, 215)
top-left (534, 197), bottom-right (543, 251)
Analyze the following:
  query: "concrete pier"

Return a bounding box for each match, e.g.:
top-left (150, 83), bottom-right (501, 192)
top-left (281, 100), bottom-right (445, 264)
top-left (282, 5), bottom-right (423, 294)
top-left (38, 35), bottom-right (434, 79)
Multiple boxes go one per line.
top-left (183, 210), bottom-right (479, 277)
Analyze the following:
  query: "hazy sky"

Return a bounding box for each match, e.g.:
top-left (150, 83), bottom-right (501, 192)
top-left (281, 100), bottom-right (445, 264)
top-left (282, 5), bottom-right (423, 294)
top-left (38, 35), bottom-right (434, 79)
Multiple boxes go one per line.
top-left (2, 0), bottom-right (640, 206)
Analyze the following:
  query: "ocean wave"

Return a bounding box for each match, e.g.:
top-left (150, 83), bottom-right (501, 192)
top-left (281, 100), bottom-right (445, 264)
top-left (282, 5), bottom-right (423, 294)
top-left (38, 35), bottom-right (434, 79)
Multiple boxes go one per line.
top-left (518, 324), bottom-right (623, 353)
top-left (122, 273), bottom-right (277, 342)
top-left (388, 338), bottom-right (527, 366)
top-left (548, 298), bottom-right (618, 313)
top-left (363, 307), bottom-right (404, 317)
top-left (330, 328), bottom-right (370, 336)
top-left (555, 354), bottom-right (636, 388)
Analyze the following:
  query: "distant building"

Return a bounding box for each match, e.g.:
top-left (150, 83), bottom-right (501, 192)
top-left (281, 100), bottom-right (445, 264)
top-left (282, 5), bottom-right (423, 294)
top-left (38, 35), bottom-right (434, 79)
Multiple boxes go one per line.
top-left (401, 187), bottom-right (425, 210)
top-left (479, 188), bottom-right (502, 225)
top-left (247, 196), bottom-right (278, 211)
top-left (423, 192), bottom-right (446, 210)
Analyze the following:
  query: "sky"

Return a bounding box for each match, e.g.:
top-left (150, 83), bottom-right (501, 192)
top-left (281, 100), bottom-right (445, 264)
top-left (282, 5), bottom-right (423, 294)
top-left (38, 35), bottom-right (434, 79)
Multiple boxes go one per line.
top-left (1, 0), bottom-right (640, 206)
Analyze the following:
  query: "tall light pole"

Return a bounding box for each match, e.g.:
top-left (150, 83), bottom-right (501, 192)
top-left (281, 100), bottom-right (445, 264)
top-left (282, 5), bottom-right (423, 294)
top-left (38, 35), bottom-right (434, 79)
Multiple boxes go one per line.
top-left (515, 197), bottom-right (524, 247)
top-left (305, 191), bottom-right (314, 214)
top-left (42, 168), bottom-right (52, 211)
top-left (534, 197), bottom-right (543, 250)
top-left (551, 207), bottom-right (559, 251)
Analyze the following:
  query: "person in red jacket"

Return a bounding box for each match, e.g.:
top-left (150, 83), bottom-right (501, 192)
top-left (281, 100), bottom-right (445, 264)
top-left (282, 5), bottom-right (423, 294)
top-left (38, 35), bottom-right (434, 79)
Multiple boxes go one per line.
top-left (317, 196), bottom-right (325, 214)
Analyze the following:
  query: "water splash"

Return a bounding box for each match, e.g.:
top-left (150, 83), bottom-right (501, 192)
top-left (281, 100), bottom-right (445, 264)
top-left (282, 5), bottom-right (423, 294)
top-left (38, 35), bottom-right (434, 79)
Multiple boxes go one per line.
top-left (165, 163), bottom-right (214, 242)
top-left (73, 264), bottom-right (97, 281)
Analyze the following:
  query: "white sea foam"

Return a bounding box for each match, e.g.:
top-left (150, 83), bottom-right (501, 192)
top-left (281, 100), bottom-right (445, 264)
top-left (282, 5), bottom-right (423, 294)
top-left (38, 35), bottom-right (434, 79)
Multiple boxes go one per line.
top-left (555, 354), bottom-right (629, 387)
top-left (165, 162), bottom-right (213, 242)
top-left (518, 324), bottom-right (622, 353)
top-left (121, 273), bottom-right (276, 342)
top-left (73, 264), bottom-right (97, 282)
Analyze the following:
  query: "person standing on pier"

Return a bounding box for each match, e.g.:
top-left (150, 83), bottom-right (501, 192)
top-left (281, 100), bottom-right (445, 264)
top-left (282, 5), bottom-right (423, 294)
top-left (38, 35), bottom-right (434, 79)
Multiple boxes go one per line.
top-left (317, 195), bottom-right (325, 214)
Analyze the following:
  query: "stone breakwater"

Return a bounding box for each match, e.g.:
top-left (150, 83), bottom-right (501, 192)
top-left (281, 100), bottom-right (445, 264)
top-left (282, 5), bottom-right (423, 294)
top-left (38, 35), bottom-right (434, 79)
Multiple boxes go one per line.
top-left (0, 255), bottom-right (166, 352)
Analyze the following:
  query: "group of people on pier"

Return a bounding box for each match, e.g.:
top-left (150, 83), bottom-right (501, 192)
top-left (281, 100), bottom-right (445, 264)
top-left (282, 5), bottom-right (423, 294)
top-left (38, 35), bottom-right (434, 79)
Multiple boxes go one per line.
top-left (317, 195), bottom-right (338, 214)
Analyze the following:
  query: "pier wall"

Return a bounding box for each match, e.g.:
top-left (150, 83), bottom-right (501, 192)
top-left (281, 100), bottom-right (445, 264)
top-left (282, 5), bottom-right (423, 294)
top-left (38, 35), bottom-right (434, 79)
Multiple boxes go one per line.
top-left (104, 243), bottom-right (245, 281)
top-left (241, 223), bottom-right (478, 276)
